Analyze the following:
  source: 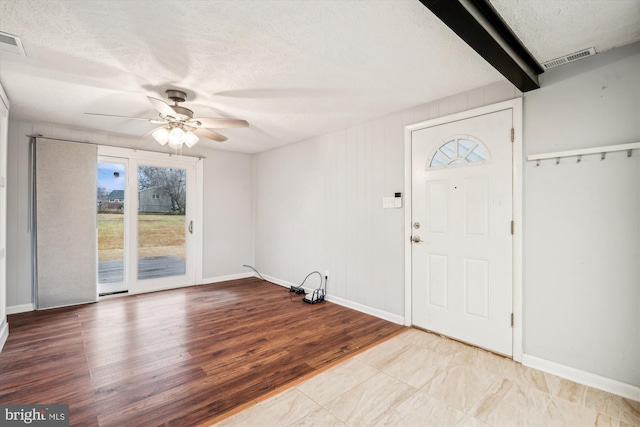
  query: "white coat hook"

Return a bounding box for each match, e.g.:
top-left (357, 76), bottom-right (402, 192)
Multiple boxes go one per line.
top-left (535, 159), bottom-right (540, 167)
top-left (527, 142), bottom-right (639, 164)
top-left (555, 157), bottom-right (560, 165)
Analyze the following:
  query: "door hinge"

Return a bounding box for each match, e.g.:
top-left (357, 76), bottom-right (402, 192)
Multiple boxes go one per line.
top-left (510, 220), bottom-right (514, 235)
top-left (510, 127), bottom-right (515, 142)
top-left (510, 313), bottom-right (514, 327)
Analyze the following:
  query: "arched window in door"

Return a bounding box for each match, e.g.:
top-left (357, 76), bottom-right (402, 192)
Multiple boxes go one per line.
top-left (428, 137), bottom-right (490, 168)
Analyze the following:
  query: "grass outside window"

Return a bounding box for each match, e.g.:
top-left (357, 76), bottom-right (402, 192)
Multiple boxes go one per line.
top-left (97, 213), bottom-right (185, 261)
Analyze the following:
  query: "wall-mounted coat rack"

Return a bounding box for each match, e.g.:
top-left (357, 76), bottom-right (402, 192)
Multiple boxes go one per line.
top-left (527, 142), bottom-right (639, 166)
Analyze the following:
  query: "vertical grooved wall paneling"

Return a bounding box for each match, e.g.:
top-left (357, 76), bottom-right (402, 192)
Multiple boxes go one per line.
top-left (254, 80), bottom-right (520, 317)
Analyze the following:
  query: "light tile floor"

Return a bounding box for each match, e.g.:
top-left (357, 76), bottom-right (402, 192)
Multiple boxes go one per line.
top-left (214, 328), bottom-right (640, 427)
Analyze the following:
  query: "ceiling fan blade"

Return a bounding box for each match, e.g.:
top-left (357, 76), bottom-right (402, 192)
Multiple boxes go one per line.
top-left (147, 96), bottom-right (177, 117)
top-left (191, 117), bottom-right (249, 128)
top-left (192, 127), bottom-right (228, 142)
top-left (85, 112), bottom-right (154, 121)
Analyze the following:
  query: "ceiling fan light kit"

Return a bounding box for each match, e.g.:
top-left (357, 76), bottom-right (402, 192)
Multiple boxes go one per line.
top-left (151, 127), bottom-right (169, 145)
top-left (159, 126), bottom-right (200, 150)
top-left (86, 89), bottom-right (249, 149)
top-left (184, 131), bottom-right (199, 148)
top-left (167, 127), bottom-right (188, 149)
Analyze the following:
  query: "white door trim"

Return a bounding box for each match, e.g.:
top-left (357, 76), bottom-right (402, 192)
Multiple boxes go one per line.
top-left (403, 98), bottom-right (523, 362)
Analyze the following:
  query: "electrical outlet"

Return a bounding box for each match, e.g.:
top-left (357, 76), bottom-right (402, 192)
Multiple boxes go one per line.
top-left (324, 270), bottom-right (329, 279)
top-left (382, 197), bottom-right (395, 209)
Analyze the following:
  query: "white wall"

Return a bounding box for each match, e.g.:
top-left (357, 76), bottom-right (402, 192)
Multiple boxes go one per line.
top-left (254, 81), bottom-right (521, 321)
top-left (0, 83), bottom-right (9, 351)
top-left (522, 42), bottom-right (640, 387)
top-left (201, 151), bottom-right (254, 280)
top-left (6, 121), bottom-right (254, 309)
top-left (253, 42), bottom-right (640, 393)
top-left (6, 121), bottom-right (32, 310)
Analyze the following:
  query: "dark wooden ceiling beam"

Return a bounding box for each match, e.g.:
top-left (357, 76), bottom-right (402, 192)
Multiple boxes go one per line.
top-left (419, 0), bottom-right (543, 92)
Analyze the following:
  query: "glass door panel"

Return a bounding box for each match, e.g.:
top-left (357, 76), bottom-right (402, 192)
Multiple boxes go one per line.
top-left (137, 165), bottom-right (186, 280)
top-left (97, 159), bottom-right (128, 294)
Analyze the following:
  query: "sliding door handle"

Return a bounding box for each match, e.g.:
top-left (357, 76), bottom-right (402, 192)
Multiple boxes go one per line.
top-left (189, 220), bottom-right (193, 234)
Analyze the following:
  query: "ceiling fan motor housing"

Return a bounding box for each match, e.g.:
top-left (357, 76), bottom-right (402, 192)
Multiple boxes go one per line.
top-left (166, 89), bottom-right (187, 103)
top-left (165, 89), bottom-right (193, 119)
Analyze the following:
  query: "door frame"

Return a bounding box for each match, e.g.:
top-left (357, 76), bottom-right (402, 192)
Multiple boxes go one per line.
top-left (403, 98), bottom-right (523, 362)
top-left (97, 145), bottom-right (204, 295)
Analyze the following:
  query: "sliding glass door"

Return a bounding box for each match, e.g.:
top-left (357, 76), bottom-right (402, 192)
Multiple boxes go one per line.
top-left (132, 160), bottom-right (195, 292)
top-left (137, 165), bottom-right (187, 281)
top-left (97, 157), bottom-right (128, 295)
top-left (97, 147), bottom-right (199, 295)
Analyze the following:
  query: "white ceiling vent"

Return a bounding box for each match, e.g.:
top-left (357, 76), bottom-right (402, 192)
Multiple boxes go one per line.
top-left (542, 47), bottom-right (596, 69)
top-left (0, 31), bottom-right (26, 56)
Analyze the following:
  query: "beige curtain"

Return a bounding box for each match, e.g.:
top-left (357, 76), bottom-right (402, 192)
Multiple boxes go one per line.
top-left (34, 137), bottom-right (97, 309)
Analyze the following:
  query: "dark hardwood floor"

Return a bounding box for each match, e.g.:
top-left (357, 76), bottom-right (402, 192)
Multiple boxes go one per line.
top-left (0, 278), bottom-right (405, 426)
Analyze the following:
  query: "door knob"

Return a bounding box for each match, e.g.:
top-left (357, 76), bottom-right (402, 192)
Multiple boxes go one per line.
top-left (411, 235), bottom-right (422, 243)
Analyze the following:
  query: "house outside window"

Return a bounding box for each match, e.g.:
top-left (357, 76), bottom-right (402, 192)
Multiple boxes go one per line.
top-left (139, 187), bottom-right (173, 213)
top-left (107, 189), bottom-right (125, 202)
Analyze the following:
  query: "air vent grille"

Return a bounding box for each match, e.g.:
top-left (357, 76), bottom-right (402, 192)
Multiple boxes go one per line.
top-left (542, 47), bottom-right (596, 69)
top-left (0, 31), bottom-right (26, 56)
top-left (543, 58), bottom-right (567, 69)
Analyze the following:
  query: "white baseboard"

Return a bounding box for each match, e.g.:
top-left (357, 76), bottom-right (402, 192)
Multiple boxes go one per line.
top-left (262, 274), bottom-right (296, 288)
top-left (522, 354), bottom-right (640, 402)
top-left (326, 294), bottom-right (405, 325)
top-left (262, 274), bottom-right (405, 325)
top-left (199, 272), bottom-right (255, 285)
top-left (0, 321), bottom-right (8, 353)
top-left (7, 303), bottom-right (34, 315)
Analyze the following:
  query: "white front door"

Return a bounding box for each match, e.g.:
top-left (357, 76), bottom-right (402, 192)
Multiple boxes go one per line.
top-left (411, 109), bottom-right (513, 356)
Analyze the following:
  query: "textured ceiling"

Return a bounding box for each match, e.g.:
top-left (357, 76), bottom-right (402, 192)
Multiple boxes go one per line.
top-left (490, 0), bottom-right (640, 63)
top-left (0, 0), bottom-right (503, 153)
top-left (0, 1), bottom-right (638, 154)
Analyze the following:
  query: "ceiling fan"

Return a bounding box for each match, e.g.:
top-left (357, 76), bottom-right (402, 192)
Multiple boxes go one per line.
top-left (86, 89), bottom-right (249, 149)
